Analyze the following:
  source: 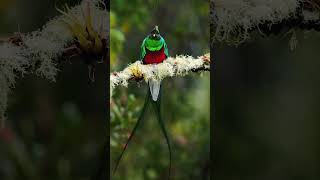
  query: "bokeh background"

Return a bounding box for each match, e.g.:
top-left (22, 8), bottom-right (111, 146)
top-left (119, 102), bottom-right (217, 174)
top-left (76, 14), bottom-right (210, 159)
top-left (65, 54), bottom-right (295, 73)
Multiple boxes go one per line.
top-left (110, 0), bottom-right (210, 179)
top-left (0, 0), bottom-right (108, 180)
top-left (214, 31), bottom-right (320, 179)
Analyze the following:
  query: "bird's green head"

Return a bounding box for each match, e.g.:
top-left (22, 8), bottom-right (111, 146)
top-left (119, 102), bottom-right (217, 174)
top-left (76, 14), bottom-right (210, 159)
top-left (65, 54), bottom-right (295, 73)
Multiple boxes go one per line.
top-left (148, 25), bottom-right (161, 40)
top-left (140, 26), bottom-right (169, 59)
top-left (144, 26), bottom-right (165, 51)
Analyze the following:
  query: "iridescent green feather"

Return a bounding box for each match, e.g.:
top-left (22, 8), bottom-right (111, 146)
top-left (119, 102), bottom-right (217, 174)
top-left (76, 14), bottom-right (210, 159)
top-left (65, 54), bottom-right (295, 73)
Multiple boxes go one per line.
top-left (140, 36), bottom-right (169, 60)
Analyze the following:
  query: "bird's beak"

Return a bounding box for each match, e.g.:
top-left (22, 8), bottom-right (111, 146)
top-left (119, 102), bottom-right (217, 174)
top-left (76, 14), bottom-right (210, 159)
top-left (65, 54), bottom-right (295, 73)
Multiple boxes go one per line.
top-left (152, 34), bottom-right (156, 38)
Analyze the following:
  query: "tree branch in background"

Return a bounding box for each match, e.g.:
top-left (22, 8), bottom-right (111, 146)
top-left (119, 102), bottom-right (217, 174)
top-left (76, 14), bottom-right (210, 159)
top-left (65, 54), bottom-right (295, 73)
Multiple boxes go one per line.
top-left (211, 0), bottom-right (320, 46)
top-left (0, 0), bottom-right (108, 123)
top-left (0, 33), bottom-right (107, 66)
top-left (110, 53), bottom-right (210, 97)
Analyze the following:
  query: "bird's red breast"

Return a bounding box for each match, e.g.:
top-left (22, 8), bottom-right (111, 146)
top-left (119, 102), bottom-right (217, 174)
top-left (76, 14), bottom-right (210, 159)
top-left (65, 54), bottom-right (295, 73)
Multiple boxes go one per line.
top-left (143, 47), bottom-right (167, 64)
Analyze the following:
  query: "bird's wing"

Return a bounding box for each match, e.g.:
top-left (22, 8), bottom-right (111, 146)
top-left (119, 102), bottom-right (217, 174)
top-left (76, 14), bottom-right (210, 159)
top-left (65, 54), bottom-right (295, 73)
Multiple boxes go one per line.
top-left (163, 40), bottom-right (169, 58)
top-left (140, 38), bottom-right (147, 61)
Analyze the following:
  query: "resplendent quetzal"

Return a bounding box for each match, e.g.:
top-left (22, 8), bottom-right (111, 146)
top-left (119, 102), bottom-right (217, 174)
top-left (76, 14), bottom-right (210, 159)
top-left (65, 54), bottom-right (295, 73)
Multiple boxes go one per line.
top-left (113, 26), bottom-right (172, 179)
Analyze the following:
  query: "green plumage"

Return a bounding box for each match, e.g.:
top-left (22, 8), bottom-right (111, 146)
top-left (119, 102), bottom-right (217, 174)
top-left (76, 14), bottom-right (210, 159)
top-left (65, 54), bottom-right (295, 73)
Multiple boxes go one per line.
top-left (140, 29), bottom-right (169, 60)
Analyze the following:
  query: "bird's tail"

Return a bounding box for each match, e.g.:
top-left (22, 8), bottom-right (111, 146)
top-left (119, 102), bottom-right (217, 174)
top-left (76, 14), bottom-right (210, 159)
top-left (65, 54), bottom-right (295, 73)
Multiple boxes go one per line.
top-left (148, 79), bottom-right (161, 101)
top-left (152, 95), bottom-right (172, 180)
top-left (148, 64), bottom-right (161, 101)
top-left (112, 89), bottom-right (151, 175)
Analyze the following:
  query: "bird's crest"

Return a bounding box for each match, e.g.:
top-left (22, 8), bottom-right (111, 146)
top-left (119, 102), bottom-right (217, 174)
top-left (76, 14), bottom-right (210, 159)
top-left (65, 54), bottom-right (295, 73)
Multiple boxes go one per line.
top-left (151, 25), bottom-right (160, 35)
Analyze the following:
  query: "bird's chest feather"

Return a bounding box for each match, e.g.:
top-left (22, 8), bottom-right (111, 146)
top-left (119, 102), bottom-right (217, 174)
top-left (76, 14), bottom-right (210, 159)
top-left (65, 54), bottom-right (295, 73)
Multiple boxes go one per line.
top-left (143, 47), bottom-right (167, 64)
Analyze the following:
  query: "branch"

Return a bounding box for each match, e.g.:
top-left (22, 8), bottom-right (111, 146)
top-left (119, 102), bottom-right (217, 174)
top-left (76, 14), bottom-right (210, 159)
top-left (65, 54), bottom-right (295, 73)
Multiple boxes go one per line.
top-left (252, 1), bottom-right (320, 35)
top-left (0, 0), bottom-right (108, 123)
top-left (1, 33), bottom-right (107, 66)
top-left (211, 0), bottom-right (320, 45)
top-left (110, 53), bottom-right (210, 97)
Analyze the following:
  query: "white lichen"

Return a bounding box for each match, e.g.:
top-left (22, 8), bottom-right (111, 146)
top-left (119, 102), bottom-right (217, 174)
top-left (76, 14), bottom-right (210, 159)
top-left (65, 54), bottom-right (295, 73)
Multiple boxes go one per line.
top-left (0, 0), bottom-right (109, 122)
top-left (212, 0), bottom-right (301, 44)
top-left (212, 0), bottom-right (320, 48)
top-left (302, 9), bottom-right (320, 21)
top-left (110, 54), bottom-right (210, 98)
top-left (0, 44), bottom-right (29, 122)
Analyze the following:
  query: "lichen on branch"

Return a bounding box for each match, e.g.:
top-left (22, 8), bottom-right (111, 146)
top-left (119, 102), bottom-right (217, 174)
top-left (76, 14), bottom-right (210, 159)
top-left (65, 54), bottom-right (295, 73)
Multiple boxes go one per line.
top-left (0, 0), bottom-right (108, 123)
top-left (211, 0), bottom-right (320, 45)
top-left (110, 53), bottom-right (210, 97)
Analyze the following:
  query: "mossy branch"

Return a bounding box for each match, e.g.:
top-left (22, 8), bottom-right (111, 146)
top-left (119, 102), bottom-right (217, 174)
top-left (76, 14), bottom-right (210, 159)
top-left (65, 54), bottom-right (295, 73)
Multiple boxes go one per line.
top-left (110, 53), bottom-right (210, 97)
top-left (211, 0), bottom-right (320, 45)
top-left (0, 0), bottom-right (108, 124)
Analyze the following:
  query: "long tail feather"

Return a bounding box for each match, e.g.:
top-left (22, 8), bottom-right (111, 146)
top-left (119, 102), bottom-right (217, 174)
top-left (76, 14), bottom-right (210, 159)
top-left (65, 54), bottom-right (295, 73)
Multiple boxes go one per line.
top-left (149, 64), bottom-right (161, 101)
top-left (112, 91), bottom-right (151, 175)
top-left (149, 79), bottom-right (161, 101)
top-left (152, 94), bottom-right (172, 180)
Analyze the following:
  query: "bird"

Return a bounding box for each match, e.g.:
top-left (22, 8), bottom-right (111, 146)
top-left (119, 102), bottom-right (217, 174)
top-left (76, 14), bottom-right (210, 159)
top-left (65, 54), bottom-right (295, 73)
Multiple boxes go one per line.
top-left (113, 26), bottom-right (172, 179)
top-left (141, 25), bottom-right (169, 101)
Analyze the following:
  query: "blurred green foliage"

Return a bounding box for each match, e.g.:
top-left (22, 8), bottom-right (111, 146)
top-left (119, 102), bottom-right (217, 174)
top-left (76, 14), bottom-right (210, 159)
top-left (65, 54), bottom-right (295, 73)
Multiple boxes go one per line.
top-left (110, 0), bottom-right (210, 179)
